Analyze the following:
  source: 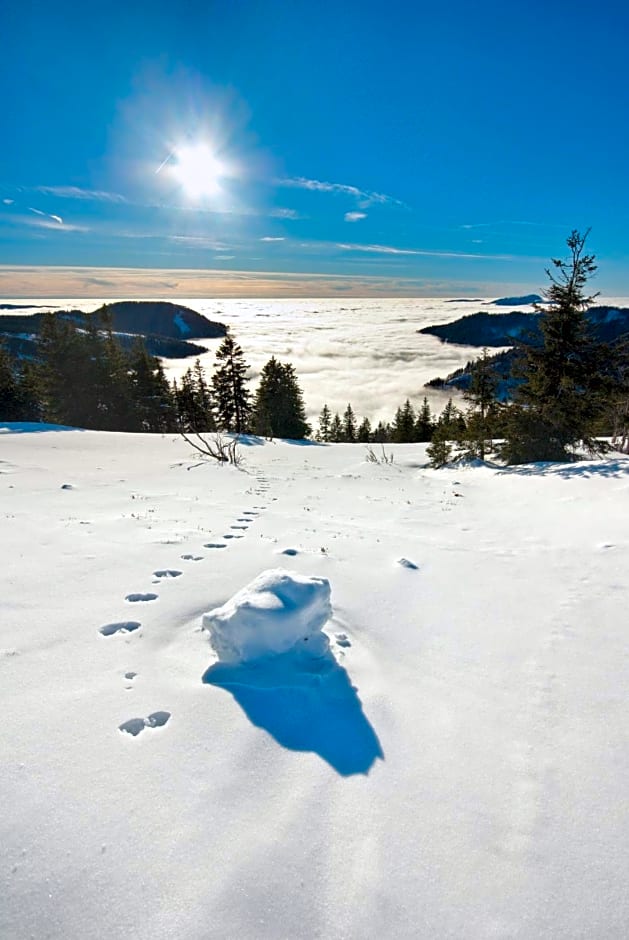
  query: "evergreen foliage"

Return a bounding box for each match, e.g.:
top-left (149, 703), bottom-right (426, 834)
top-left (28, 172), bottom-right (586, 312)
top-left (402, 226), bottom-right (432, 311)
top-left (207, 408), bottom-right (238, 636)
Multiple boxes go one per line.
top-left (500, 230), bottom-right (610, 463)
top-left (174, 359), bottom-right (215, 432)
top-left (252, 357), bottom-right (310, 440)
top-left (211, 331), bottom-right (251, 433)
top-left (342, 403), bottom-right (357, 442)
top-left (316, 404), bottom-right (332, 442)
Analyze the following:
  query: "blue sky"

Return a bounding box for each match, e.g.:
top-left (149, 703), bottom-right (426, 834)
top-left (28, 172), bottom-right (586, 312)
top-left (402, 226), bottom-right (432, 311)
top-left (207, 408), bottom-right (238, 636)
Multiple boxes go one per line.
top-left (1, 0), bottom-right (628, 297)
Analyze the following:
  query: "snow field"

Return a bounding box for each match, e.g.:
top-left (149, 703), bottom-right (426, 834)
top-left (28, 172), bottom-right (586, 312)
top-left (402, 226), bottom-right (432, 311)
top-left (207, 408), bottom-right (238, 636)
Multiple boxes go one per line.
top-left (1, 426), bottom-right (629, 939)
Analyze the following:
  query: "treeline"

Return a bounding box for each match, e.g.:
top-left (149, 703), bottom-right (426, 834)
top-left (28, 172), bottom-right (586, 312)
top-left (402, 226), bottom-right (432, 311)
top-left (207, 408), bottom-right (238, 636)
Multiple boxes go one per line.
top-left (0, 311), bottom-right (310, 439)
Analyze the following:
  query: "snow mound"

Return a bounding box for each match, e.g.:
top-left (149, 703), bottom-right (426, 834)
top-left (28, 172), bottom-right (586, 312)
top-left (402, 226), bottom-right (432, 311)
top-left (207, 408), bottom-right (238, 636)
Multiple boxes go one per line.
top-left (202, 569), bottom-right (332, 664)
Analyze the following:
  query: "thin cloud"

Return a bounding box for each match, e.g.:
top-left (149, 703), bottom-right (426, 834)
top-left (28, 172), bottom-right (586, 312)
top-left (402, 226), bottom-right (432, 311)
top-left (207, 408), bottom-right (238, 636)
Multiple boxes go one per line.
top-left (2, 198), bottom-right (14, 205)
top-left (260, 236), bottom-right (285, 242)
top-left (345, 211), bottom-right (367, 222)
top-left (28, 207), bottom-right (64, 225)
top-left (278, 176), bottom-right (405, 209)
top-left (269, 207), bottom-right (302, 220)
top-left (34, 185), bottom-right (127, 203)
top-left (460, 220), bottom-right (547, 230)
top-left (337, 242), bottom-right (536, 261)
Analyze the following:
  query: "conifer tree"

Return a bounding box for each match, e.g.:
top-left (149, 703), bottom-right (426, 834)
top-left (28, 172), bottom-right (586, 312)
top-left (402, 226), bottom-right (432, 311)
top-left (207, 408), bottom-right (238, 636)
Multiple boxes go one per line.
top-left (316, 404), bottom-right (332, 442)
top-left (392, 399), bottom-right (416, 442)
top-left (459, 348), bottom-right (497, 460)
top-left (342, 403), bottom-right (357, 442)
top-left (252, 357), bottom-right (310, 440)
top-left (357, 417), bottom-right (372, 442)
top-left (330, 412), bottom-right (344, 442)
top-left (0, 341), bottom-right (26, 420)
top-left (500, 229), bottom-right (609, 463)
top-left (372, 420), bottom-right (391, 443)
top-left (128, 339), bottom-right (175, 432)
top-left (415, 397), bottom-right (434, 442)
top-left (211, 331), bottom-right (251, 433)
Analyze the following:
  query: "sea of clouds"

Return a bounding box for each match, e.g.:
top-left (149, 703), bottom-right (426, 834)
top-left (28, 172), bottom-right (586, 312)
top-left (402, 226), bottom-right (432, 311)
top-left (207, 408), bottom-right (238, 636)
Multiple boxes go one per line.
top-left (7, 296), bottom-right (626, 425)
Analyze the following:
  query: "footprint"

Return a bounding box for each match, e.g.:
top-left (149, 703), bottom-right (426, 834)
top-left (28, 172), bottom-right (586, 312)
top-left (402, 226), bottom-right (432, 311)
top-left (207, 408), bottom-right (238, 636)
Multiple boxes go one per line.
top-left (242, 511), bottom-right (259, 516)
top-left (204, 542), bottom-right (227, 549)
top-left (236, 517), bottom-right (252, 523)
top-left (125, 593), bottom-right (158, 603)
top-left (396, 558), bottom-right (418, 570)
top-left (119, 710), bottom-right (171, 737)
top-left (153, 569), bottom-right (183, 579)
top-left (279, 548), bottom-right (299, 556)
top-left (100, 621), bottom-right (141, 637)
top-left (230, 524), bottom-right (248, 530)
top-left (124, 671), bottom-right (138, 680)
top-left (223, 533), bottom-right (243, 539)
top-left (335, 633), bottom-right (352, 648)
top-left (181, 554), bottom-right (204, 561)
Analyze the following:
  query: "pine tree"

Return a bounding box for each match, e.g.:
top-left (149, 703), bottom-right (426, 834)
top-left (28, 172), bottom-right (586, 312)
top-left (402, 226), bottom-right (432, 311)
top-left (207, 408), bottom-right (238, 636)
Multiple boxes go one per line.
top-left (372, 420), bottom-right (391, 443)
top-left (415, 397), bottom-right (434, 442)
top-left (252, 357), bottom-right (310, 440)
top-left (392, 399), bottom-right (416, 442)
top-left (330, 412), bottom-right (344, 442)
top-left (500, 229), bottom-right (609, 463)
top-left (342, 403), bottom-right (357, 442)
top-left (175, 360), bottom-right (215, 433)
top-left (357, 417), bottom-right (372, 442)
top-left (459, 348), bottom-right (497, 460)
top-left (128, 339), bottom-right (175, 432)
top-left (0, 341), bottom-right (26, 420)
top-left (211, 331), bottom-right (251, 433)
top-left (316, 404), bottom-right (332, 442)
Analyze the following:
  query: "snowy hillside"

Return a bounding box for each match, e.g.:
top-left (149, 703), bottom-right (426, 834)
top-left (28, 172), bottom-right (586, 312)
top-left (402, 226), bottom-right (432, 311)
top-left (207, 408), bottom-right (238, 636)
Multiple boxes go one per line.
top-left (2, 425), bottom-right (629, 938)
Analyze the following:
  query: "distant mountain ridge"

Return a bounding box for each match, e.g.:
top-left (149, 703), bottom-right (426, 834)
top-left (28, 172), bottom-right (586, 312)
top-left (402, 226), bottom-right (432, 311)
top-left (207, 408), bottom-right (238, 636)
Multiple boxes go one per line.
top-left (419, 305), bottom-right (629, 348)
top-left (0, 300), bottom-right (227, 361)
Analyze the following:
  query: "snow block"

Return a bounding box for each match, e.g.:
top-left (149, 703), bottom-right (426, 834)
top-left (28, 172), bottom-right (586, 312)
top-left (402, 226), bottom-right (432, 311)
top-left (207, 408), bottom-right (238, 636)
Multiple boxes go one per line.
top-left (202, 569), bottom-right (332, 664)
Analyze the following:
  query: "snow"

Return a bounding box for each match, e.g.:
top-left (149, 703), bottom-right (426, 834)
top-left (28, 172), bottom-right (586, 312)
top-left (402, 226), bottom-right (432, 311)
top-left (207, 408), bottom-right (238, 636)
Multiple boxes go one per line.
top-left (2, 425), bottom-right (629, 938)
top-left (173, 311), bottom-right (191, 335)
top-left (202, 568), bottom-right (332, 663)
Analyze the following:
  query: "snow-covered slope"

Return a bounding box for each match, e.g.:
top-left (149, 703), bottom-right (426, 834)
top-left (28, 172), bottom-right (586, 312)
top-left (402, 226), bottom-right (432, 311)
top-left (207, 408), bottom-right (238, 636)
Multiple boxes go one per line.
top-left (2, 426), bottom-right (629, 938)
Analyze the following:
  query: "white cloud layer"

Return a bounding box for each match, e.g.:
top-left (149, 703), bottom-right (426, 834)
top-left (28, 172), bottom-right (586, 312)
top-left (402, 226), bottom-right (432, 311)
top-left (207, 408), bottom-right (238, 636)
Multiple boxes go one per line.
top-left (344, 212), bottom-right (366, 222)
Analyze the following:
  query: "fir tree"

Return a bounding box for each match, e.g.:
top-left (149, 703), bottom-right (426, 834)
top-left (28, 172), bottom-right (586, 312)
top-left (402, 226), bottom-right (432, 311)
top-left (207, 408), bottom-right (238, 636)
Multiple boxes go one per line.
top-left (415, 397), bottom-right (434, 442)
top-left (357, 417), bottom-right (372, 442)
top-left (252, 357), bottom-right (310, 440)
top-left (500, 230), bottom-right (609, 463)
top-left (128, 339), bottom-right (175, 432)
top-left (316, 404), bottom-right (332, 442)
top-left (211, 331), bottom-right (251, 434)
top-left (392, 399), bottom-right (416, 442)
top-left (343, 403), bottom-right (357, 442)
top-left (330, 412), bottom-right (344, 442)
top-left (459, 348), bottom-right (497, 460)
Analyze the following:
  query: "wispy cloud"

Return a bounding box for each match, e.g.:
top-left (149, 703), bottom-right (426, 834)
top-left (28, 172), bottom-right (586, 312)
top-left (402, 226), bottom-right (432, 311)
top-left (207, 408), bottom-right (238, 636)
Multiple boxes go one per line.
top-left (336, 242), bottom-right (534, 261)
top-left (277, 177), bottom-right (404, 209)
top-left (34, 185), bottom-right (127, 203)
top-left (260, 236), bottom-right (285, 242)
top-left (28, 207), bottom-right (64, 225)
top-left (460, 220), bottom-right (545, 230)
top-left (344, 211), bottom-right (367, 222)
top-left (2, 198), bottom-right (14, 205)
top-left (269, 207), bottom-right (302, 220)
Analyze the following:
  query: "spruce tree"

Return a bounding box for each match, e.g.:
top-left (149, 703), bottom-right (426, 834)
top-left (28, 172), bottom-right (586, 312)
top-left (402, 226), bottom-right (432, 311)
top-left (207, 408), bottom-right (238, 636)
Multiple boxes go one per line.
top-left (357, 417), bottom-right (372, 442)
top-left (0, 341), bottom-right (26, 421)
top-left (128, 339), bottom-right (175, 432)
top-left (501, 229), bottom-right (608, 463)
top-left (211, 331), bottom-right (251, 433)
top-left (342, 403), bottom-right (357, 442)
top-left (415, 397), bottom-right (434, 442)
top-left (392, 399), bottom-right (416, 442)
top-left (252, 357), bottom-right (310, 440)
top-left (330, 412), bottom-right (344, 442)
top-left (316, 404), bottom-right (332, 442)
top-left (459, 348), bottom-right (497, 460)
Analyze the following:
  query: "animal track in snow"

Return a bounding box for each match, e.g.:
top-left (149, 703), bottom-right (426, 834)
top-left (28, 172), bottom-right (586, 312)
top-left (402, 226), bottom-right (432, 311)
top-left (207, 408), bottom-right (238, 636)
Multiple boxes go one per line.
top-left (118, 710), bottom-right (171, 737)
top-left (125, 593), bottom-right (158, 603)
top-left (204, 542), bottom-right (227, 549)
top-left (396, 558), bottom-right (419, 570)
top-left (279, 548), bottom-right (299, 556)
top-left (153, 569), bottom-right (183, 579)
top-left (181, 554), bottom-right (204, 561)
top-left (335, 633), bottom-right (352, 648)
top-left (230, 524), bottom-right (248, 530)
top-left (223, 533), bottom-right (244, 539)
top-left (99, 621), bottom-right (141, 636)
top-left (124, 671), bottom-right (138, 680)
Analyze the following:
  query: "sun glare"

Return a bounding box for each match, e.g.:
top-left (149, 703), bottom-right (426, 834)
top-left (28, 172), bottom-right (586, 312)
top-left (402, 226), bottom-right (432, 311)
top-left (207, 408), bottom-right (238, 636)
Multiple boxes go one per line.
top-left (171, 143), bottom-right (224, 198)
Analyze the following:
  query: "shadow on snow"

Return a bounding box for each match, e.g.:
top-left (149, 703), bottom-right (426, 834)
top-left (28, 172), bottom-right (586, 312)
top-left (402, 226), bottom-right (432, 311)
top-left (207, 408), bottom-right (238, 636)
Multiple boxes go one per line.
top-left (203, 649), bottom-right (383, 776)
top-left (500, 457), bottom-right (629, 479)
top-left (0, 422), bottom-right (85, 434)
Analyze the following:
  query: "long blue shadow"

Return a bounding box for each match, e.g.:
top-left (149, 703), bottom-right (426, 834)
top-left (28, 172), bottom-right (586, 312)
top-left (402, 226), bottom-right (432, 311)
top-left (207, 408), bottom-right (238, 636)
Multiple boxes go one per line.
top-left (203, 650), bottom-right (383, 776)
top-left (0, 422), bottom-right (85, 434)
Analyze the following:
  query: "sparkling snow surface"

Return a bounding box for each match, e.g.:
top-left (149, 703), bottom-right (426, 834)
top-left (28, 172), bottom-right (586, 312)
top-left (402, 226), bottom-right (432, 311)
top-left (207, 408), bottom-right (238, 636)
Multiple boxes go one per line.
top-left (2, 425), bottom-right (629, 939)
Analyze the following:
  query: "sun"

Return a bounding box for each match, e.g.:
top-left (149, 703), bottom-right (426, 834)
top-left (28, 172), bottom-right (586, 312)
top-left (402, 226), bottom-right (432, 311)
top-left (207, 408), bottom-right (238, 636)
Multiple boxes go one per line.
top-left (171, 143), bottom-right (224, 198)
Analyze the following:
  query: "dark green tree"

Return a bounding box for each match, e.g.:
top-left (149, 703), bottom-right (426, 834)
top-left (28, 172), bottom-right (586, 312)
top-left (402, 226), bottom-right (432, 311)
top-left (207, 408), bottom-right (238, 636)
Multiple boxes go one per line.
top-left (357, 417), bottom-right (372, 442)
top-left (415, 397), bottom-right (434, 442)
top-left (330, 412), bottom-right (344, 442)
top-left (500, 229), bottom-right (609, 463)
top-left (459, 348), bottom-right (498, 460)
top-left (316, 404), bottom-right (332, 442)
top-left (128, 339), bottom-right (175, 432)
top-left (211, 331), bottom-right (251, 433)
top-left (252, 357), bottom-right (310, 440)
top-left (392, 399), bottom-right (416, 442)
top-left (342, 403), bottom-right (357, 442)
